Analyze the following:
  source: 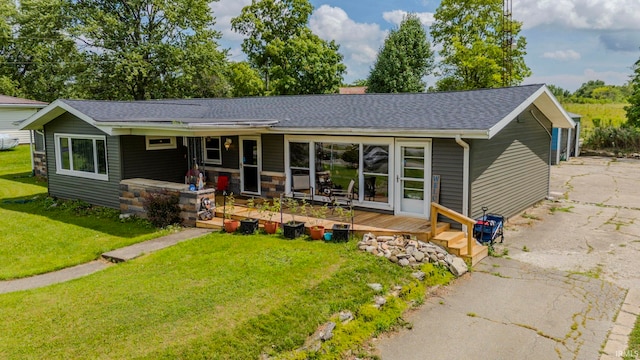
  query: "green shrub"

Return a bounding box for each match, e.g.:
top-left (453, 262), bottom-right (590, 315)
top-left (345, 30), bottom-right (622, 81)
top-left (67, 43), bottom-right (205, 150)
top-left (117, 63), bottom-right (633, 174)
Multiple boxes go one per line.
top-left (584, 125), bottom-right (640, 153)
top-left (143, 191), bottom-right (181, 228)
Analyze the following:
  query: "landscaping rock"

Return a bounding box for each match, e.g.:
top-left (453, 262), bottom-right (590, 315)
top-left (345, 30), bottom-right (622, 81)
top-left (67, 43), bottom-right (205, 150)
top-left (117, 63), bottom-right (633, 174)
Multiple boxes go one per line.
top-left (357, 233), bottom-right (470, 277)
top-left (339, 310), bottom-right (354, 323)
top-left (368, 283), bottom-right (383, 292)
top-left (449, 257), bottom-right (469, 277)
top-left (374, 296), bottom-right (387, 308)
top-left (412, 271), bottom-right (426, 281)
top-left (320, 322), bottom-right (336, 341)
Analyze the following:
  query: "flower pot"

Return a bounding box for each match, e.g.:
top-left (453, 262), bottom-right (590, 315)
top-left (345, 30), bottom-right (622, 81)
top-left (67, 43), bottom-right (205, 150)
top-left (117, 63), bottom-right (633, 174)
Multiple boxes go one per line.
top-left (283, 221), bottom-right (305, 239)
top-left (240, 218), bottom-right (259, 234)
top-left (309, 225), bottom-right (325, 240)
top-left (332, 224), bottom-right (350, 242)
top-left (224, 219), bottom-right (240, 233)
top-left (264, 221), bottom-right (279, 234)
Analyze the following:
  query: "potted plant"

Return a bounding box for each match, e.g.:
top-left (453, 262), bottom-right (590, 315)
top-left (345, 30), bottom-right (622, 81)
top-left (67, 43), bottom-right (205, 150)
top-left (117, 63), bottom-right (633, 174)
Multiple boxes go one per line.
top-left (239, 197), bottom-right (259, 234)
top-left (282, 197), bottom-right (307, 239)
top-left (223, 193), bottom-right (239, 233)
top-left (259, 198), bottom-right (281, 234)
top-left (308, 203), bottom-right (328, 240)
top-left (332, 202), bottom-right (353, 242)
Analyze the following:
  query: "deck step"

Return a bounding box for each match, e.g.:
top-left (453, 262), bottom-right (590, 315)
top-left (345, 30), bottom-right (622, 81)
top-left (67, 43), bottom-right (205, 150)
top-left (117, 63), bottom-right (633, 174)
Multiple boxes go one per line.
top-left (196, 217), bottom-right (224, 230)
top-left (431, 230), bottom-right (466, 248)
top-left (463, 244), bottom-right (489, 266)
top-left (446, 238), bottom-right (468, 256)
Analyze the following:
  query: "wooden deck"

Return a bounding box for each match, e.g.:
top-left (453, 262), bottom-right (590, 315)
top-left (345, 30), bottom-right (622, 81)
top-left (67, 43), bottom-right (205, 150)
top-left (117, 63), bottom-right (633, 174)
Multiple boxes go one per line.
top-left (196, 201), bottom-right (489, 265)
top-left (196, 204), bottom-right (448, 241)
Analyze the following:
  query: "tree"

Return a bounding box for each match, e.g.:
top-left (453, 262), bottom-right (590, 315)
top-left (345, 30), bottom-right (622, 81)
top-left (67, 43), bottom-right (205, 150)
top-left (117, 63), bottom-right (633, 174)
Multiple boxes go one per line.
top-left (231, 0), bottom-right (345, 95)
top-left (625, 58), bottom-right (640, 127)
top-left (70, 0), bottom-right (229, 100)
top-left (547, 84), bottom-right (571, 100)
top-left (366, 14), bottom-right (434, 93)
top-left (0, 0), bottom-right (18, 96)
top-left (430, 0), bottom-right (530, 91)
top-left (228, 61), bottom-right (265, 97)
top-left (8, 0), bottom-right (84, 102)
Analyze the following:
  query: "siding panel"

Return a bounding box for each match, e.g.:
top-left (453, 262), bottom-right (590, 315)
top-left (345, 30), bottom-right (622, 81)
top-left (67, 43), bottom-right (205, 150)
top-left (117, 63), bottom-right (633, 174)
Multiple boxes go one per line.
top-left (44, 113), bottom-right (121, 209)
top-left (262, 134), bottom-right (284, 172)
top-left (432, 138), bottom-right (464, 213)
top-left (121, 135), bottom-right (188, 182)
top-left (469, 105), bottom-right (551, 219)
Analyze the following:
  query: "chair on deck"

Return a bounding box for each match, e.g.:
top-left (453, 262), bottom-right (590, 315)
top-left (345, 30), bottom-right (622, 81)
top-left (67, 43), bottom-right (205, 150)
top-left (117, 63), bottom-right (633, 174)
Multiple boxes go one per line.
top-left (331, 179), bottom-right (356, 212)
top-left (292, 174), bottom-right (313, 202)
top-left (365, 176), bottom-right (376, 201)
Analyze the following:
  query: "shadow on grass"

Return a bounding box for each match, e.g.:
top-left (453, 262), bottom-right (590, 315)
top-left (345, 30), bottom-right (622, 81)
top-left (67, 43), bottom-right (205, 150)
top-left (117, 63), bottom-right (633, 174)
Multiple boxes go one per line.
top-left (0, 171), bottom-right (48, 188)
top-left (0, 185), bottom-right (157, 240)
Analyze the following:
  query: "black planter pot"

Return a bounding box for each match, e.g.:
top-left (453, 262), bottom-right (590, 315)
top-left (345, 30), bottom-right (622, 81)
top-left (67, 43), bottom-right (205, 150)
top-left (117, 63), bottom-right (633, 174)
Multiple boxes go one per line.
top-left (283, 221), bottom-right (305, 239)
top-left (240, 219), bottom-right (259, 234)
top-left (332, 224), bottom-right (351, 242)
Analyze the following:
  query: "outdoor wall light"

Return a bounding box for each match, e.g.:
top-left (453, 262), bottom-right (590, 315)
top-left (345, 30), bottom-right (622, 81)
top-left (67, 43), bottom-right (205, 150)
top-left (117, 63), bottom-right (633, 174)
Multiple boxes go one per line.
top-left (224, 138), bottom-right (232, 151)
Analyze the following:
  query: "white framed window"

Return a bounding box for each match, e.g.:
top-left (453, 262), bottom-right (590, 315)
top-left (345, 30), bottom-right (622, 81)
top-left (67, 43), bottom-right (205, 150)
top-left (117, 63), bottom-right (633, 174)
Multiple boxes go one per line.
top-left (55, 133), bottom-right (108, 181)
top-left (203, 136), bottom-right (222, 165)
top-left (145, 136), bottom-right (176, 150)
top-left (34, 130), bottom-right (45, 152)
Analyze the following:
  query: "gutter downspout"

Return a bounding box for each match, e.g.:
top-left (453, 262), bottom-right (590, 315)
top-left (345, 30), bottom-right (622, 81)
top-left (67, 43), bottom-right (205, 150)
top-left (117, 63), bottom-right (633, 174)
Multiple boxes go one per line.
top-left (455, 135), bottom-right (470, 232)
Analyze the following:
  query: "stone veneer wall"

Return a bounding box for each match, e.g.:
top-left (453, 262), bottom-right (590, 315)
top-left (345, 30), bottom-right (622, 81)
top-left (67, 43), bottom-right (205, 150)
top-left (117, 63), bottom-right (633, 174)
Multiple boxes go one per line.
top-left (120, 178), bottom-right (215, 227)
top-left (261, 173), bottom-right (286, 198)
top-left (33, 152), bottom-right (47, 178)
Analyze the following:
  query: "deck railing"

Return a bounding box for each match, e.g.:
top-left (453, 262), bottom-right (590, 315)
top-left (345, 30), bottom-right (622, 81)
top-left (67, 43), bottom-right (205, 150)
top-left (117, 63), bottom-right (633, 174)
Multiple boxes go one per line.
top-left (430, 202), bottom-right (476, 253)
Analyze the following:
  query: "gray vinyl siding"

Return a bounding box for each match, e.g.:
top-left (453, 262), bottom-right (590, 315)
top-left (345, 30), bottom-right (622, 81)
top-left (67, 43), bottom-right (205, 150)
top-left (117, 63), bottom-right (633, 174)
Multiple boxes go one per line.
top-left (262, 134), bottom-right (284, 172)
top-left (469, 105), bottom-right (552, 219)
top-left (121, 135), bottom-right (187, 183)
top-left (221, 135), bottom-right (239, 169)
top-left (432, 138), bottom-right (464, 213)
top-left (44, 113), bottom-right (121, 209)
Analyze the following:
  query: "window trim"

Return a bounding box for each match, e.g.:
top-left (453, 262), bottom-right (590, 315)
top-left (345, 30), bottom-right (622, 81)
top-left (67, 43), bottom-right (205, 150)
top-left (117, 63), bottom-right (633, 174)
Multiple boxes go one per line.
top-left (203, 136), bottom-right (222, 165)
top-left (145, 136), bottom-right (176, 150)
top-left (54, 133), bottom-right (109, 181)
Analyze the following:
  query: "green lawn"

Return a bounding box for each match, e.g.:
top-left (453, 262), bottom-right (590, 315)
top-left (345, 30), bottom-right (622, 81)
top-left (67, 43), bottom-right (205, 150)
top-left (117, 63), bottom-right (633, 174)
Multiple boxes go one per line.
top-left (0, 145), bottom-right (164, 279)
top-left (0, 233), bottom-right (424, 359)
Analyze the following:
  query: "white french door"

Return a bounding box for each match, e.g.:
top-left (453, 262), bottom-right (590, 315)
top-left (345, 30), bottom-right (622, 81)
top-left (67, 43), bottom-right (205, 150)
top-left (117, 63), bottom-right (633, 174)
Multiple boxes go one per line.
top-left (394, 141), bottom-right (431, 218)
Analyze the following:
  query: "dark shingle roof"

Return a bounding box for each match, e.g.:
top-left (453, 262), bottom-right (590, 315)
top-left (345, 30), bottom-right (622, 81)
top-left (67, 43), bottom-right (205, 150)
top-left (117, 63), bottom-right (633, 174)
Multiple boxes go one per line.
top-left (60, 84), bottom-right (546, 131)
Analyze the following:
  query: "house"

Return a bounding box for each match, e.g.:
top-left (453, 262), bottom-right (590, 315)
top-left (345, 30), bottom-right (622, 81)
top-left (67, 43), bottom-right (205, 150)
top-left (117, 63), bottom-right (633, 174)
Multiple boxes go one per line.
top-left (0, 94), bottom-right (48, 144)
top-left (551, 112), bottom-right (582, 164)
top-left (20, 84), bottom-right (574, 221)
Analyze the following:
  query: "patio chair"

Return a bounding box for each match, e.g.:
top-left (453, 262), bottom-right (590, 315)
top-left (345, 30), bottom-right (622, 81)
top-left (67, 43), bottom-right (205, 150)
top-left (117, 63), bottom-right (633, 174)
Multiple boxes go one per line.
top-left (292, 173), bottom-right (313, 202)
top-left (365, 176), bottom-right (376, 201)
top-left (331, 179), bottom-right (356, 212)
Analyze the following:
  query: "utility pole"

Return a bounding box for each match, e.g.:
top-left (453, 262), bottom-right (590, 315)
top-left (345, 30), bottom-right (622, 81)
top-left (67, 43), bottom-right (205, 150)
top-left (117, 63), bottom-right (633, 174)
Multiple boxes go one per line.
top-left (502, 0), bottom-right (513, 87)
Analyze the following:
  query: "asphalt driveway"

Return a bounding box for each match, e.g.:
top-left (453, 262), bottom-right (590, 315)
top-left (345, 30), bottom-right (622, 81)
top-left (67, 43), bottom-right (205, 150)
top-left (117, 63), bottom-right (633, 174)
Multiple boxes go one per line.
top-left (376, 156), bottom-right (640, 359)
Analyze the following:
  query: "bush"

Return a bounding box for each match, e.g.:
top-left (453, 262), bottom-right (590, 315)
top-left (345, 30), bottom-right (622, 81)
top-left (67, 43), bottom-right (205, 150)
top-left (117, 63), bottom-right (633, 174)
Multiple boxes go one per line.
top-left (143, 191), bottom-right (181, 228)
top-left (584, 124), bottom-right (640, 153)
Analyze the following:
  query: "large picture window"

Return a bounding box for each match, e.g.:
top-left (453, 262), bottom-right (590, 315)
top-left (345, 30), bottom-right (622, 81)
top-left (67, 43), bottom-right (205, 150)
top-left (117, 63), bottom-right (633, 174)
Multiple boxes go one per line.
top-left (204, 137), bottom-right (222, 165)
top-left (55, 134), bottom-right (108, 180)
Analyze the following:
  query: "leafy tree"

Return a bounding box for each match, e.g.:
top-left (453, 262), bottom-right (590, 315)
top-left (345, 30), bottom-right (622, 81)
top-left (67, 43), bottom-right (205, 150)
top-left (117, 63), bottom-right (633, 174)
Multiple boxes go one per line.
top-left (625, 58), bottom-right (640, 127)
top-left (228, 61), bottom-right (265, 97)
top-left (547, 84), bottom-right (571, 99)
top-left (430, 0), bottom-right (530, 90)
top-left (367, 13), bottom-right (434, 93)
top-left (231, 0), bottom-right (345, 95)
top-left (574, 80), bottom-right (606, 99)
top-left (70, 0), bottom-right (230, 100)
top-left (6, 0), bottom-right (84, 102)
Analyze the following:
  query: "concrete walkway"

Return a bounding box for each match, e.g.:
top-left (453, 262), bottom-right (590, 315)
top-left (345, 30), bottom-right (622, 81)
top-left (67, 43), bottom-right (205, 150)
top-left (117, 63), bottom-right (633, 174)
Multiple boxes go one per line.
top-left (0, 228), bottom-right (212, 294)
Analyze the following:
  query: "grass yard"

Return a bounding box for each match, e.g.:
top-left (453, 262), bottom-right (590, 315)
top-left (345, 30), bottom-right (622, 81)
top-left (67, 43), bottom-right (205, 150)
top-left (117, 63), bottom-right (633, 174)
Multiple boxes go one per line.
top-left (0, 233), bottom-right (433, 359)
top-left (562, 102), bottom-right (628, 136)
top-left (0, 145), bottom-right (164, 279)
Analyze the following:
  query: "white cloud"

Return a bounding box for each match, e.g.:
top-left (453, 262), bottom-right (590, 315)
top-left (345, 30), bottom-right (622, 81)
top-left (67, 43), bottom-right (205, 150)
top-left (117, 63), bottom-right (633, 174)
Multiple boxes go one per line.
top-left (310, 5), bottom-right (388, 81)
top-left (381, 10), bottom-right (435, 27)
top-left (514, 0), bottom-right (640, 31)
top-left (542, 50), bottom-right (581, 61)
top-left (210, 0), bottom-right (251, 48)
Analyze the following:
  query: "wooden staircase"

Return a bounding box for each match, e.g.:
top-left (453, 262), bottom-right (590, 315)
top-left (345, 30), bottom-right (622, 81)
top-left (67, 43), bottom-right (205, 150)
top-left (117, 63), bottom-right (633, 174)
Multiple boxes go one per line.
top-left (430, 203), bottom-right (488, 266)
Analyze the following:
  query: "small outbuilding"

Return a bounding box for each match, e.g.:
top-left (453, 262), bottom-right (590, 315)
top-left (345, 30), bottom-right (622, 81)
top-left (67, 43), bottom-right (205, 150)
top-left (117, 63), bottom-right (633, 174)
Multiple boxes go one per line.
top-left (21, 84), bottom-right (574, 220)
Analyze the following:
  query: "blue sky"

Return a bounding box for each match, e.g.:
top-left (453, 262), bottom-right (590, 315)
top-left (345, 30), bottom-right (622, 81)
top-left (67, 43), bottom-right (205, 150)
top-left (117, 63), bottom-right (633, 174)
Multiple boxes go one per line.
top-left (211, 0), bottom-right (640, 92)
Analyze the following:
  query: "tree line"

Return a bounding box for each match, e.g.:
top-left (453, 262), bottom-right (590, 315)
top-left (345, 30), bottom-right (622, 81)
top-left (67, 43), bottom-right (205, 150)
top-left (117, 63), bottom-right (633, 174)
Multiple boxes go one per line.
top-left (0, 0), bottom-right (533, 102)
